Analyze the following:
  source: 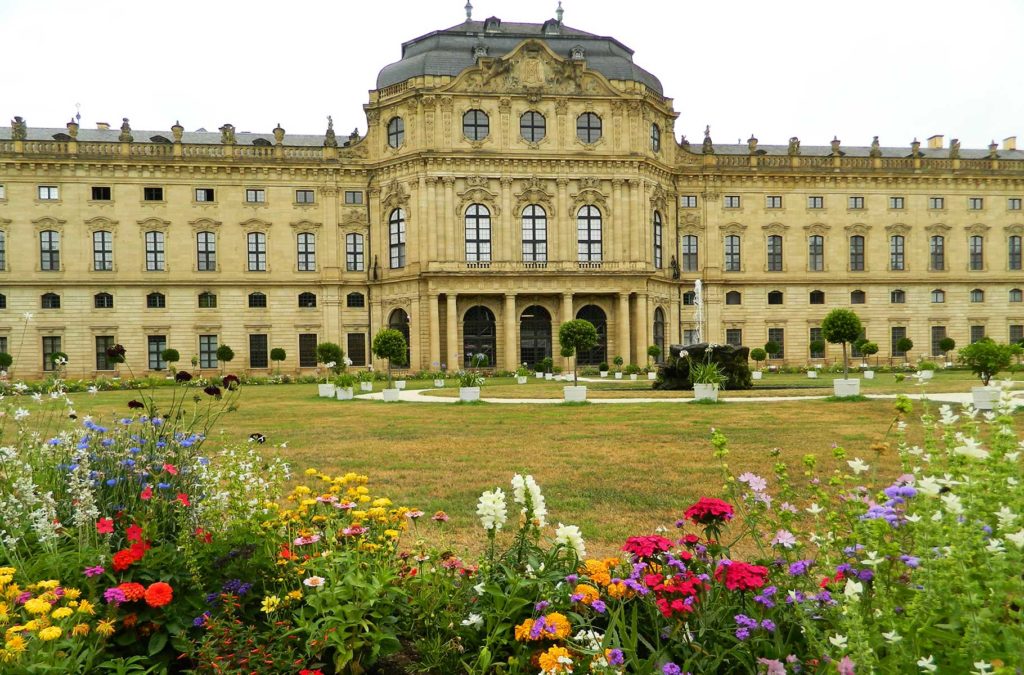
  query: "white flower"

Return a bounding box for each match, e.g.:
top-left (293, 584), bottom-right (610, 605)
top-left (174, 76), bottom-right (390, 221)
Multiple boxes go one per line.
top-left (953, 435), bottom-right (989, 459)
top-left (510, 474), bottom-right (547, 528)
top-left (917, 655), bottom-right (938, 672)
top-left (87, 386), bottom-right (98, 395)
top-left (985, 539), bottom-right (1006, 555)
top-left (22, 312), bottom-right (33, 321)
top-left (916, 476), bottom-right (942, 496)
top-left (847, 458), bottom-right (870, 475)
top-left (476, 488), bottom-right (507, 531)
top-left (554, 523), bottom-right (586, 559)
top-left (302, 576), bottom-right (325, 587)
top-left (972, 661), bottom-right (993, 674)
top-left (882, 630), bottom-right (902, 643)
top-left (806, 503), bottom-right (824, 516)
top-left (905, 514), bottom-right (922, 523)
top-left (938, 405), bottom-right (959, 426)
top-left (473, 582), bottom-right (486, 595)
top-left (1005, 451), bottom-right (1020, 462)
top-left (13, 408), bottom-right (28, 421)
top-left (828, 634), bottom-right (848, 649)
top-left (770, 529), bottom-right (797, 549)
top-left (843, 578), bottom-right (863, 601)
top-left (996, 506), bottom-right (1019, 530)
top-left (13, 382), bottom-right (27, 393)
top-left (460, 613), bottom-right (484, 629)
top-left (1006, 529), bottom-right (1024, 549)
top-left (31, 393), bottom-right (42, 403)
top-left (860, 551), bottom-right (884, 567)
top-left (343, 356), bottom-right (353, 367)
top-left (941, 493), bottom-right (964, 515)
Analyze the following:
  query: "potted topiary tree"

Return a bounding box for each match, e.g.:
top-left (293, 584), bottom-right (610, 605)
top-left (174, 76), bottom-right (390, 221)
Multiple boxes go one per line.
top-left (808, 339), bottom-right (826, 378)
top-left (315, 342), bottom-right (344, 397)
top-left (763, 341), bottom-right (781, 371)
top-left (598, 361), bottom-right (609, 378)
top-left (859, 341), bottom-right (879, 379)
top-left (897, 337), bottom-right (914, 365)
top-left (542, 356), bottom-right (554, 381)
top-left (958, 337), bottom-right (1022, 409)
top-left (270, 347), bottom-right (286, 375)
top-left (647, 345), bottom-right (661, 380)
top-left (0, 352), bottom-right (12, 380)
top-left (749, 348), bottom-right (766, 380)
top-left (215, 344), bottom-right (235, 377)
top-left (558, 318), bottom-right (599, 402)
top-left (938, 337), bottom-right (956, 367)
top-left (612, 355), bottom-right (624, 379)
top-left (821, 308), bottom-right (863, 396)
top-left (161, 348), bottom-right (180, 376)
top-left (372, 328), bottom-right (407, 402)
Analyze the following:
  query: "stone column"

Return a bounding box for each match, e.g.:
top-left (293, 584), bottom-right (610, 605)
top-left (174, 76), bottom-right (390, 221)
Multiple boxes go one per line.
top-left (428, 293), bottom-right (441, 369)
top-left (499, 176), bottom-right (513, 263)
top-left (442, 177), bottom-right (455, 262)
top-left (627, 179), bottom-right (640, 263)
top-left (408, 297), bottom-right (420, 370)
top-left (425, 177), bottom-right (438, 263)
top-left (561, 292), bottom-right (574, 371)
top-left (446, 293), bottom-right (459, 371)
top-left (617, 292), bottom-right (631, 366)
top-left (504, 293), bottom-right (518, 371)
top-left (556, 178), bottom-right (569, 263)
top-left (611, 179), bottom-right (625, 261)
top-left (636, 292), bottom-right (649, 366)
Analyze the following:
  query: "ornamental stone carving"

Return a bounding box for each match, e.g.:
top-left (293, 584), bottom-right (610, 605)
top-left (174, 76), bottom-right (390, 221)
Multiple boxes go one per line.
top-left (513, 177), bottom-right (554, 215)
top-left (457, 177), bottom-right (501, 216)
top-left (569, 180), bottom-right (609, 218)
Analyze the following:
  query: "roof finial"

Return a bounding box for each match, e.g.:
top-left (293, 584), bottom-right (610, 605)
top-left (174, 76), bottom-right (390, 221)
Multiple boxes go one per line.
top-left (556, 1), bottom-right (563, 23)
top-left (465, 0), bottom-right (472, 20)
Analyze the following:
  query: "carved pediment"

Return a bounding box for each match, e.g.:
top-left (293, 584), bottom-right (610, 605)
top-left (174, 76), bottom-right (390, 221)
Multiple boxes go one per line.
top-left (514, 177), bottom-right (554, 215)
top-left (239, 218), bottom-right (272, 232)
top-left (446, 39), bottom-right (622, 98)
top-left (569, 181), bottom-right (609, 218)
top-left (32, 216), bottom-right (67, 229)
top-left (680, 212), bottom-right (703, 232)
top-left (1005, 223), bottom-right (1024, 236)
top-left (290, 219), bottom-right (322, 230)
top-left (84, 216), bottom-right (119, 229)
top-left (137, 217), bottom-right (171, 230)
top-left (803, 222), bottom-right (831, 235)
top-left (844, 223), bottom-right (872, 236)
top-left (761, 222), bottom-right (789, 234)
top-left (965, 222), bottom-right (990, 235)
top-left (341, 210), bottom-right (369, 228)
top-left (925, 222), bottom-right (951, 234)
top-left (885, 222), bottom-right (911, 235)
top-left (720, 222), bottom-right (747, 235)
top-left (189, 217), bottom-right (222, 230)
top-left (381, 180), bottom-right (410, 212)
top-left (457, 178), bottom-right (501, 216)
top-left (650, 184), bottom-right (669, 214)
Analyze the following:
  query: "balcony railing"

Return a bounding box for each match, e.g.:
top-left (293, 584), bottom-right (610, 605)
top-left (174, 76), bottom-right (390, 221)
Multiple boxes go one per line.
top-left (426, 261), bottom-right (649, 273)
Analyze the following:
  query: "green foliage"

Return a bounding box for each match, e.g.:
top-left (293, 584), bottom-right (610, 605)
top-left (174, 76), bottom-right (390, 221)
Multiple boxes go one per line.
top-left (763, 341), bottom-right (781, 357)
top-left (647, 344), bottom-right (662, 362)
top-left (598, 362), bottom-right (609, 372)
top-left (859, 341), bottom-right (879, 358)
top-left (938, 336), bottom-right (956, 355)
top-left (958, 337), bottom-right (1022, 385)
top-left (821, 309), bottom-right (863, 377)
top-left (558, 319), bottom-right (599, 386)
top-left (270, 348), bottom-right (286, 362)
top-left (334, 373), bottom-right (357, 388)
top-left (51, 351), bottom-right (69, 365)
top-left (160, 348), bottom-right (179, 365)
top-left (917, 360), bottom-right (939, 371)
top-left (372, 328), bottom-right (408, 386)
top-left (624, 363), bottom-right (641, 375)
top-left (215, 344), bottom-right (235, 364)
top-left (0, 352), bottom-right (12, 370)
top-left (749, 348), bottom-right (767, 363)
top-left (612, 355), bottom-right (624, 368)
top-left (896, 337), bottom-right (914, 360)
top-left (315, 342), bottom-right (345, 375)
top-left (809, 339), bottom-right (826, 356)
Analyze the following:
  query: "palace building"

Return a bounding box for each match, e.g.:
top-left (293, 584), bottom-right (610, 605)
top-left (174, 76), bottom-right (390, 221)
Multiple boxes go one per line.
top-left (1, 9), bottom-right (1023, 378)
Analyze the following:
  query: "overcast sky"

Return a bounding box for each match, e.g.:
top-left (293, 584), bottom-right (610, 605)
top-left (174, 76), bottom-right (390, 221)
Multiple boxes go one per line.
top-left (2, 0), bottom-right (1021, 149)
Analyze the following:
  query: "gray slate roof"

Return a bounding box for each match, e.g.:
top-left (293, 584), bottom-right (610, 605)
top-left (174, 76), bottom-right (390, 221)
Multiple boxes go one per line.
top-left (0, 126), bottom-right (339, 147)
top-left (376, 18), bottom-right (664, 94)
top-left (692, 143), bottom-right (1024, 160)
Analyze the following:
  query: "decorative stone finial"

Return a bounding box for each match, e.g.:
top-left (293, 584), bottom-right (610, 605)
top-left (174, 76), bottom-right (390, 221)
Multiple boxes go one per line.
top-left (870, 136), bottom-right (881, 158)
top-left (830, 136), bottom-right (841, 155)
top-left (349, 128), bottom-right (360, 144)
top-left (949, 138), bottom-right (960, 159)
top-left (11, 116), bottom-right (27, 141)
top-left (910, 138), bottom-right (921, 158)
top-left (66, 119), bottom-right (79, 139)
top-left (747, 135), bottom-right (758, 154)
top-left (465, 0), bottom-right (472, 20)
top-left (701, 125), bottom-right (713, 154)
top-left (324, 115), bottom-right (338, 148)
top-left (273, 123), bottom-right (285, 145)
top-left (171, 120), bottom-right (184, 143)
top-left (219, 123), bottom-right (236, 145)
top-left (787, 136), bottom-right (800, 156)
top-left (119, 117), bottom-right (133, 142)
top-left (556, 1), bottom-right (563, 23)
top-left (988, 140), bottom-right (999, 159)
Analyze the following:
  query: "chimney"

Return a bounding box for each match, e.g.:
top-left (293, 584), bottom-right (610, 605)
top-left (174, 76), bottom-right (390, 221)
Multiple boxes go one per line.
top-left (927, 134), bottom-right (943, 149)
top-left (96, 122), bottom-right (110, 130)
top-left (1004, 136), bottom-right (1017, 151)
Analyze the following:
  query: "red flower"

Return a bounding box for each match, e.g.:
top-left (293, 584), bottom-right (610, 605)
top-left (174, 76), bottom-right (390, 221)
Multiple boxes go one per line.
top-left (128, 540), bottom-right (151, 562)
top-left (96, 518), bottom-right (114, 534)
top-left (125, 524), bottom-right (143, 542)
top-left (194, 527), bottom-right (212, 544)
top-left (118, 582), bottom-right (146, 601)
top-left (140, 486), bottom-right (152, 500)
top-left (112, 549), bottom-right (136, 572)
top-left (162, 463), bottom-right (178, 476)
top-left (622, 535), bottom-right (674, 560)
top-left (714, 560), bottom-right (769, 592)
top-left (682, 534), bottom-right (700, 546)
top-left (683, 498), bottom-right (735, 526)
top-left (144, 581), bottom-right (173, 608)
top-left (176, 493), bottom-right (190, 507)
top-left (300, 670), bottom-right (324, 675)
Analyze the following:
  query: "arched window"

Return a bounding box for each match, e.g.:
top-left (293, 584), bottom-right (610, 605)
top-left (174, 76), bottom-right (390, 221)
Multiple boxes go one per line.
top-left (683, 291), bottom-right (695, 306)
top-left (520, 111), bottom-right (546, 142)
top-left (387, 117), bottom-right (404, 148)
top-left (346, 292), bottom-right (365, 308)
top-left (931, 289), bottom-right (945, 303)
top-left (725, 291), bottom-right (742, 305)
top-left (145, 231), bottom-right (165, 271)
top-left (969, 235), bottom-right (984, 270)
top-left (653, 211), bottom-right (663, 268)
top-left (247, 232), bottom-right (266, 271)
top-left (576, 112), bottom-right (602, 143)
top-left (851, 290), bottom-right (866, 304)
top-left (41, 292), bottom-right (60, 309)
top-left (346, 233), bottom-right (364, 271)
top-left (809, 290), bottom-right (825, 305)
top-left (462, 109), bottom-right (489, 141)
top-left (198, 292), bottom-right (217, 308)
top-left (681, 235), bottom-right (698, 272)
top-left (298, 292), bottom-right (317, 308)
top-left (652, 307), bottom-right (666, 362)
top-left (297, 232), bottom-right (316, 271)
top-left (94, 292), bottom-right (113, 309)
top-left (248, 291), bottom-right (267, 308)
top-left (577, 206), bottom-right (602, 262)
top-left (93, 231), bottom-right (113, 271)
top-left (40, 230), bottom-right (60, 271)
top-left (768, 290), bottom-right (783, 305)
top-left (520, 305), bottom-right (552, 366)
top-left (575, 305), bottom-right (607, 365)
top-left (1009, 235), bottom-right (1022, 270)
top-left (465, 204), bottom-right (492, 262)
top-left (970, 288), bottom-right (985, 303)
top-left (522, 205), bottom-right (547, 262)
top-left (1011, 288), bottom-right (1023, 303)
top-left (891, 289), bottom-right (906, 304)
top-left (196, 231), bottom-right (216, 271)
top-left (767, 234), bottom-right (783, 271)
top-left (462, 306), bottom-right (495, 367)
top-left (146, 292), bottom-right (165, 309)
top-left (389, 209), bottom-right (406, 268)
top-left (849, 235), bottom-right (865, 271)
top-left (650, 123), bottom-right (661, 152)
top-left (724, 235), bottom-right (741, 271)
top-left (890, 235), bottom-right (905, 270)
top-left (388, 309), bottom-right (411, 367)
top-left (930, 235), bottom-right (945, 270)
top-left (808, 235), bottom-right (823, 271)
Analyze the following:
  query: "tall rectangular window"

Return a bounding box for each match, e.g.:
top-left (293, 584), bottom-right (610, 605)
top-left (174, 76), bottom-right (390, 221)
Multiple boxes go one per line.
top-left (683, 329), bottom-right (700, 345)
top-left (1010, 198), bottom-right (1022, 211)
top-left (0, 184), bottom-right (5, 200)
top-left (681, 235), bottom-right (698, 272)
top-left (930, 326), bottom-right (946, 357)
top-left (970, 325), bottom-right (986, 343)
top-left (930, 236), bottom-right (945, 271)
top-left (40, 230), bottom-right (60, 271)
top-left (767, 328), bottom-right (785, 359)
top-left (247, 232), bottom-right (267, 271)
top-left (148, 335), bottom-right (166, 370)
top-left (576, 206), bottom-right (602, 262)
top-left (199, 335), bottom-right (218, 369)
top-left (93, 231), bottom-right (113, 271)
top-left (969, 235), bottom-right (984, 270)
top-left (808, 235), bottom-right (823, 271)
top-left (724, 235), bottom-right (741, 272)
top-left (465, 205), bottom-right (492, 262)
top-left (42, 336), bottom-right (61, 371)
top-left (765, 195), bottom-right (782, 209)
top-left (809, 327), bottom-right (824, 358)
top-left (145, 231), bottom-right (165, 271)
top-left (1010, 325), bottom-right (1024, 344)
top-left (298, 333), bottom-right (318, 368)
top-left (95, 335), bottom-right (115, 371)
top-left (389, 209), bottom-right (406, 269)
top-left (522, 206), bottom-right (547, 262)
top-left (0, 231), bottom-right (6, 271)
top-left (249, 334), bottom-right (269, 368)
top-left (725, 328), bottom-right (743, 347)
top-left (1010, 236), bottom-right (1022, 270)
top-left (808, 196), bottom-right (823, 209)
top-left (849, 235), bottom-right (865, 271)
top-left (297, 233), bottom-right (316, 271)
top-left (766, 235), bottom-right (783, 271)
top-left (653, 212), bottom-right (663, 268)
top-left (891, 327), bottom-right (907, 357)
top-left (0, 337), bottom-right (7, 355)
top-left (347, 333), bottom-right (367, 366)
top-left (890, 235), bottom-right (904, 270)
top-left (196, 232), bottom-right (216, 271)
top-left (346, 233), bottom-right (365, 271)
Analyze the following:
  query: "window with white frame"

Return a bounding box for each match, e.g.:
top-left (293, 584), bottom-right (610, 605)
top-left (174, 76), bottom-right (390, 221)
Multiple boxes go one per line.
top-left (196, 231), bottom-right (216, 271)
top-left (522, 205), bottom-right (547, 262)
top-left (653, 211), bottom-right (663, 268)
top-left (297, 232), bottom-right (316, 271)
top-left (465, 204), bottom-right (492, 262)
top-left (145, 231), bottom-right (165, 271)
top-left (40, 230), bottom-right (60, 270)
top-left (93, 231), bottom-right (113, 271)
top-left (346, 233), bottom-right (364, 271)
top-left (247, 232), bottom-right (267, 271)
top-left (890, 235), bottom-right (905, 270)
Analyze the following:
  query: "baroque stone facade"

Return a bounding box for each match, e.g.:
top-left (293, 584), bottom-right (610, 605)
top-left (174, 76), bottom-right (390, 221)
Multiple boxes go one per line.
top-left (0, 15), bottom-right (1022, 377)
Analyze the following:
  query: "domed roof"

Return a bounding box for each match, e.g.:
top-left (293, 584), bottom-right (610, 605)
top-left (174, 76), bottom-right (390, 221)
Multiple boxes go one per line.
top-left (376, 18), bottom-right (663, 95)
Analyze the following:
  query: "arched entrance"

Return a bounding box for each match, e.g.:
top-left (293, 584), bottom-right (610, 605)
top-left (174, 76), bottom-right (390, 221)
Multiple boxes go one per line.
top-left (463, 305), bottom-right (496, 367)
top-left (519, 305), bottom-right (552, 367)
top-left (575, 305), bottom-right (607, 365)
top-left (388, 308), bottom-right (411, 367)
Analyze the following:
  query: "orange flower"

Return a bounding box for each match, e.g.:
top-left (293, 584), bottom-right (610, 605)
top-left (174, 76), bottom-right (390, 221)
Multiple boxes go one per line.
top-left (606, 581), bottom-right (631, 600)
top-left (583, 559), bottom-right (612, 586)
top-left (118, 583), bottom-right (146, 602)
top-left (538, 645), bottom-right (573, 673)
top-left (514, 618), bottom-right (535, 642)
top-left (122, 613), bottom-right (138, 629)
top-left (573, 584), bottom-right (601, 605)
top-left (143, 582), bottom-right (173, 608)
top-left (544, 612), bottom-right (571, 640)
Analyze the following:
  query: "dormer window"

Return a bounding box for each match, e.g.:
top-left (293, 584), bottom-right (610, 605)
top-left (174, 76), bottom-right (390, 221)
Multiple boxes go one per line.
top-left (483, 16), bottom-right (501, 31)
top-left (253, 138), bottom-right (272, 147)
top-left (570, 45), bottom-right (585, 60)
top-left (542, 18), bottom-right (560, 34)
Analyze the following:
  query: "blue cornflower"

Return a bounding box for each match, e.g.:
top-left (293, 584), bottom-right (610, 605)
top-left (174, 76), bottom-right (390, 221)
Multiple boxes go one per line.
top-left (101, 439), bottom-right (114, 447)
top-left (157, 482), bottom-right (171, 489)
top-left (105, 478), bottom-right (117, 487)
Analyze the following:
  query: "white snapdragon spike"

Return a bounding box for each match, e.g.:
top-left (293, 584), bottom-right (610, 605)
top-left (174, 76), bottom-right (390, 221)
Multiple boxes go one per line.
top-left (941, 493), bottom-right (964, 515)
top-left (860, 551), bottom-right (884, 567)
top-left (917, 655), bottom-right (938, 672)
top-left (995, 506), bottom-right (1019, 530)
top-left (476, 488), bottom-right (507, 531)
top-left (554, 523), bottom-right (587, 559)
top-left (511, 474), bottom-right (526, 503)
top-left (525, 476), bottom-right (547, 527)
top-left (847, 458), bottom-right (870, 474)
top-left (953, 434), bottom-right (989, 459)
top-left (828, 634), bottom-right (848, 649)
top-left (460, 613), bottom-right (484, 628)
top-left (985, 539), bottom-right (1006, 555)
top-left (843, 578), bottom-right (863, 601)
top-left (938, 405), bottom-right (959, 426)
top-left (882, 630), bottom-right (902, 643)
top-left (1006, 529), bottom-right (1024, 549)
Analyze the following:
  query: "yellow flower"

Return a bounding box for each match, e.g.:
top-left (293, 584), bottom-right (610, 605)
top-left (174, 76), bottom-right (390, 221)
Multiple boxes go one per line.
top-left (300, 498), bottom-right (317, 507)
top-left (263, 501), bottom-right (280, 510)
top-left (538, 646), bottom-right (573, 673)
top-left (23, 620), bottom-right (41, 632)
top-left (311, 515), bottom-right (327, 523)
top-left (76, 600), bottom-right (95, 615)
top-left (96, 619), bottom-right (115, 637)
top-left (384, 529), bottom-right (400, 539)
top-left (573, 584), bottom-right (601, 605)
top-left (514, 618), bottom-right (534, 641)
top-left (260, 596), bottom-right (281, 614)
top-left (351, 510), bottom-right (367, 520)
top-left (0, 568), bottom-right (15, 577)
top-left (50, 607), bottom-right (73, 620)
top-left (24, 598), bottom-right (50, 615)
top-left (371, 498), bottom-right (392, 508)
top-left (35, 580), bottom-right (59, 591)
top-left (304, 468), bottom-right (318, 476)
top-left (4, 635), bottom-right (25, 653)
top-left (38, 626), bottom-right (61, 641)
top-left (358, 495), bottom-right (371, 503)
top-left (4, 584), bottom-right (22, 602)
top-left (71, 623), bottom-right (90, 637)
top-left (62, 588), bottom-right (81, 601)
top-left (293, 486), bottom-right (312, 496)
top-left (287, 590), bottom-right (303, 601)
top-left (0, 575), bottom-right (12, 587)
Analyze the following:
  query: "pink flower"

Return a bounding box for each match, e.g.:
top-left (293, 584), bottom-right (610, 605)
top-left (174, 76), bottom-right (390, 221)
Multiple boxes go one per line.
top-left (293, 534), bottom-right (321, 546)
top-left (163, 463), bottom-right (178, 475)
top-left (770, 529), bottom-right (797, 549)
top-left (83, 565), bottom-right (105, 577)
top-left (342, 525), bottom-right (367, 537)
top-left (431, 511), bottom-right (450, 522)
top-left (405, 510), bottom-right (425, 520)
top-left (126, 524), bottom-right (143, 542)
top-left (758, 658), bottom-right (787, 675)
top-left (140, 485), bottom-right (153, 500)
top-left (838, 656), bottom-right (856, 675)
top-left (96, 518), bottom-right (114, 535)
top-left (334, 501), bottom-right (357, 510)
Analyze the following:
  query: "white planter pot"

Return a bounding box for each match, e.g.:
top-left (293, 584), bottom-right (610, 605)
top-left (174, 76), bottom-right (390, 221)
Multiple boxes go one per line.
top-left (434, 379), bottom-right (445, 388)
top-left (534, 372), bottom-right (543, 379)
top-left (614, 372), bottom-right (623, 379)
top-left (833, 378), bottom-right (861, 397)
top-left (629, 374), bottom-right (638, 381)
top-left (459, 386), bottom-right (481, 402)
top-left (814, 364), bottom-right (823, 370)
top-left (807, 370), bottom-right (818, 379)
top-left (600, 371), bottom-right (609, 378)
top-left (359, 381), bottom-right (374, 392)
top-left (335, 387), bottom-right (354, 400)
top-left (318, 383), bottom-right (336, 397)
top-left (381, 388), bottom-right (400, 402)
top-left (563, 385), bottom-right (587, 402)
top-left (647, 371), bottom-right (657, 380)
top-left (863, 371), bottom-right (875, 379)
top-left (516, 375), bottom-right (527, 384)
top-left (919, 370), bottom-right (934, 380)
top-left (972, 386), bottom-right (1000, 410)
top-left (752, 371), bottom-right (763, 380)
top-left (693, 383), bottom-right (719, 401)
top-left (395, 380), bottom-right (406, 390)
top-left (544, 373), bottom-right (554, 381)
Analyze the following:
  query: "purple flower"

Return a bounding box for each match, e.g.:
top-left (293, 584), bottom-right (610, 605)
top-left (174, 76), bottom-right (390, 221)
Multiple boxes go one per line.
top-left (565, 574), bottom-right (578, 584)
top-left (103, 587), bottom-right (126, 604)
top-left (857, 569), bottom-right (874, 582)
top-left (734, 614), bottom-right (758, 629)
top-left (761, 619), bottom-right (776, 632)
top-left (900, 555), bottom-right (920, 568)
top-left (735, 627), bottom-right (751, 640)
top-left (788, 559), bottom-right (813, 576)
top-left (534, 600), bottom-right (549, 613)
top-left (193, 612), bottom-right (210, 627)
top-left (607, 649), bottom-right (624, 666)
top-left (662, 664), bottom-right (682, 675)
top-left (15, 591), bottom-right (32, 605)
top-left (591, 599), bottom-right (607, 613)
top-left (83, 565), bottom-right (105, 577)
top-left (570, 593), bottom-right (584, 602)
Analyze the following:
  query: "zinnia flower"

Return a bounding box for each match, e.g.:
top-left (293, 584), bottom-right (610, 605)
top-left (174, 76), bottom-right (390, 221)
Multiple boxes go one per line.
top-left (303, 576), bottom-right (326, 588)
top-left (111, 550), bottom-right (136, 572)
top-left (683, 497), bottom-right (734, 525)
top-left (714, 560), bottom-right (769, 591)
top-left (432, 511), bottom-right (449, 522)
top-left (175, 371), bottom-right (193, 383)
top-left (538, 645), bottom-right (573, 673)
top-left (144, 582), bottom-right (173, 608)
top-left (222, 374), bottom-right (240, 390)
top-left (119, 583), bottom-right (146, 601)
top-left (38, 626), bottom-right (62, 641)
